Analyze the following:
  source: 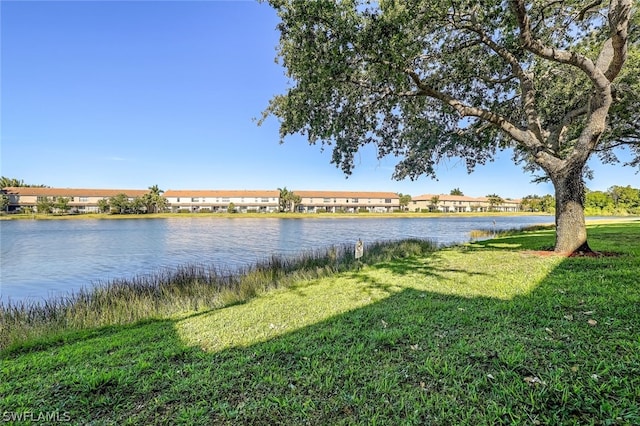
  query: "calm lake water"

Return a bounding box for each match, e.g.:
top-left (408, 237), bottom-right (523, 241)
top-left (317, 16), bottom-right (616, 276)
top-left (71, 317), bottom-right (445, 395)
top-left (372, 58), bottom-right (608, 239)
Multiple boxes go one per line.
top-left (0, 216), bottom-right (556, 303)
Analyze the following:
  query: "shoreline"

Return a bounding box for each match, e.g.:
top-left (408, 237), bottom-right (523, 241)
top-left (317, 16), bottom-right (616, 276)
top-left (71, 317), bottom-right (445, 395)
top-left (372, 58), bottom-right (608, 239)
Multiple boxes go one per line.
top-left (2, 211), bottom-right (556, 221)
top-left (1, 211), bottom-right (636, 222)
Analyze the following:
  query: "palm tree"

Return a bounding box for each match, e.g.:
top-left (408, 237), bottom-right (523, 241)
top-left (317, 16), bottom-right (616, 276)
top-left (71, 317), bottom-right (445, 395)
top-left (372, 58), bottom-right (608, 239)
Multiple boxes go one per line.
top-left (0, 177), bottom-right (48, 189)
top-left (278, 187), bottom-right (300, 212)
top-left (148, 185), bottom-right (163, 197)
top-left (0, 177), bottom-right (25, 189)
top-left (430, 196), bottom-right (440, 212)
top-left (147, 185), bottom-right (165, 213)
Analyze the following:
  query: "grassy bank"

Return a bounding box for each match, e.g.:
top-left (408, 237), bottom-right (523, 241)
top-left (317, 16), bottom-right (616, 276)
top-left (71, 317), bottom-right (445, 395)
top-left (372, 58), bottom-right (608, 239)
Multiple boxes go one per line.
top-left (1, 223), bottom-right (639, 424)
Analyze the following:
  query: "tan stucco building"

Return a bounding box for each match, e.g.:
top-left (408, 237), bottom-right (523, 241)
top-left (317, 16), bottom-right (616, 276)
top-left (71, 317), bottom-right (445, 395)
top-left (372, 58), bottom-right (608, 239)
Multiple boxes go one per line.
top-left (163, 190), bottom-right (280, 213)
top-left (293, 190), bottom-right (400, 213)
top-left (411, 194), bottom-right (522, 212)
top-left (2, 187), bottom-right (521, 214)
top-left (2, 187), bottom-right (149, 213)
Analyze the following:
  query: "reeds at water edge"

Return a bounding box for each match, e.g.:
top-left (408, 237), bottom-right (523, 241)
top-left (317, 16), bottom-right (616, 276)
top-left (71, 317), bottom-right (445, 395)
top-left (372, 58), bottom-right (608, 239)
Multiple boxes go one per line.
top-left (1, 239), bottom-right (440, 351)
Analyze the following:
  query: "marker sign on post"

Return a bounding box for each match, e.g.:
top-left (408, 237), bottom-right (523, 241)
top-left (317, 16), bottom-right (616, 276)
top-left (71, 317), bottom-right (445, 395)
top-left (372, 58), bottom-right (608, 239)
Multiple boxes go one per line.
top-left (355, 239), bottom-right (364, 260)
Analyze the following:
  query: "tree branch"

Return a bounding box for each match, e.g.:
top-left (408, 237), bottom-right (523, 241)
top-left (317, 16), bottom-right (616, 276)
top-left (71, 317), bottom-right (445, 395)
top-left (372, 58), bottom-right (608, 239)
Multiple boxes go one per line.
top-left (509, 0), bottom-right (610, 92)
top-left (548, 104), bottom-right (590, 151)
top-left (453, 13), bottom-right (547, 144)
top-left (510, 0), bottom-right (632, 167)
top-left (578, 0), bottom-right (603, 21)
top-left (403, 69), bottom-right (542, 153)
top-left (598, 0), bottom-right (632, 81)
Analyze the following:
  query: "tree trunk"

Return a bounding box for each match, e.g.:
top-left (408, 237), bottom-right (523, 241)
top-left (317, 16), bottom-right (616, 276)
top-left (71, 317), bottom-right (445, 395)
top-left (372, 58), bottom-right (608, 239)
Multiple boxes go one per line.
top-left (551, 166), bottom-right (592, 254)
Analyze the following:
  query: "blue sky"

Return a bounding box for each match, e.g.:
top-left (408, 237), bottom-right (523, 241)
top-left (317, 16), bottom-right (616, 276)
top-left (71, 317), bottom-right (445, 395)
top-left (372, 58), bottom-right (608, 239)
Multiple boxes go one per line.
top-left (1, 1), bottom-right (637, 199)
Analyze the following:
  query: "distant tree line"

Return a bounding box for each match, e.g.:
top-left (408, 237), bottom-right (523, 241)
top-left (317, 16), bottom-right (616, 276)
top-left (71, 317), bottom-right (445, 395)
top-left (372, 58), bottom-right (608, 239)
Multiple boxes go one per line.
top-left (521, 186), bottom-right (640, 215)
top-left (519, 194), bottom-right (556, 213)
top-left (584, 185), bottom-right (640, 215)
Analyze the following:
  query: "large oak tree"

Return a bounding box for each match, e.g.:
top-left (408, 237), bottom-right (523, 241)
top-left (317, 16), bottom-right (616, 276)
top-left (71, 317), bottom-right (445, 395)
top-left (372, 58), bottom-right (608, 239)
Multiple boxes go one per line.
top-left (261, 0), bottom-right (637, 253)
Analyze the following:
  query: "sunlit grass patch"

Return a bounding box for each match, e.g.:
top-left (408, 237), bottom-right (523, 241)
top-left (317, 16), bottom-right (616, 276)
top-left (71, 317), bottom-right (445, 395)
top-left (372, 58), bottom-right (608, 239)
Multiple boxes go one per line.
top-left (176, 273), bottom-right (397, 352)
top-left (176, 246), bottom-right (564, 352)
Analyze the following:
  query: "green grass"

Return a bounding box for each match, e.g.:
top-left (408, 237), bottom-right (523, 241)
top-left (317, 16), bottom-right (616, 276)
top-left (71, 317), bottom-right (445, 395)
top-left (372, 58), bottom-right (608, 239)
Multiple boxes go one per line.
top-left (1, 222), bottom-right (639, 425)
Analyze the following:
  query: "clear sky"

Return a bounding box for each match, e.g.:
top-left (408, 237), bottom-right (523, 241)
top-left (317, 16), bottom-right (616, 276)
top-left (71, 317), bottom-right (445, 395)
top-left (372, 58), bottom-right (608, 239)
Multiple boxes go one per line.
top-left (1, 1), bottom-right (637, 199)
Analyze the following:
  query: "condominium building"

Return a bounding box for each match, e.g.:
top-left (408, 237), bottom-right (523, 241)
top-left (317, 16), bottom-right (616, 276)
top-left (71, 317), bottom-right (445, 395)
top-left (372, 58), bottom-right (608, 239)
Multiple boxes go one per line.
top-left (293, 190), bottom-right (400, 213)
top-left (163, 190), bottom-right (280, 213)
top-left (1, 187), bottom-right (520, 214)
top-left (1, 187), bottom-right (149, 213)
top-left (411, 194), bottom-right (521, 212)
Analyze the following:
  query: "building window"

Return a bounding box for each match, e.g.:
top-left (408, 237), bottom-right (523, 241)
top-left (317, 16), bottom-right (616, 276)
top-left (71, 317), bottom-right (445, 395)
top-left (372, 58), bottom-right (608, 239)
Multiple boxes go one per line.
top-left (352, 198), bottom-right (359, 203)
top-left (323, 198), bottom-right (331, 203)
top-left (191, 198), bottom-right (200, 202)
top-left (79, 197), bottom-right (88, 202)
top-left (222, 198), bottom-right (230, 203)
top-left (385, 199), bottom-right (392, 203)
top-left (177, 198), bottom-right (181, 202)
top-left (261, 198), bottom-right (269, 203)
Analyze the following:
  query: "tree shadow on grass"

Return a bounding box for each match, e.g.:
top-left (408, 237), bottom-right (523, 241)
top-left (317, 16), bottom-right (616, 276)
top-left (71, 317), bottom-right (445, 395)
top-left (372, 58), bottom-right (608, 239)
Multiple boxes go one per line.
top-left (2, 235), bottom-right (639, 425)
top-left (368, 253), bottom-right (493, 280)
top-left (468, 231), bottom-right (557, 252)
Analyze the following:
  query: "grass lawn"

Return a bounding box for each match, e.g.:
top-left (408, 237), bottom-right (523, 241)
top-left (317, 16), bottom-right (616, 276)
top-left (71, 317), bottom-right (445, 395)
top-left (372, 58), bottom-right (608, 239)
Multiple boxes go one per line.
top-left (1, 222), bottom-right (639, 425)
